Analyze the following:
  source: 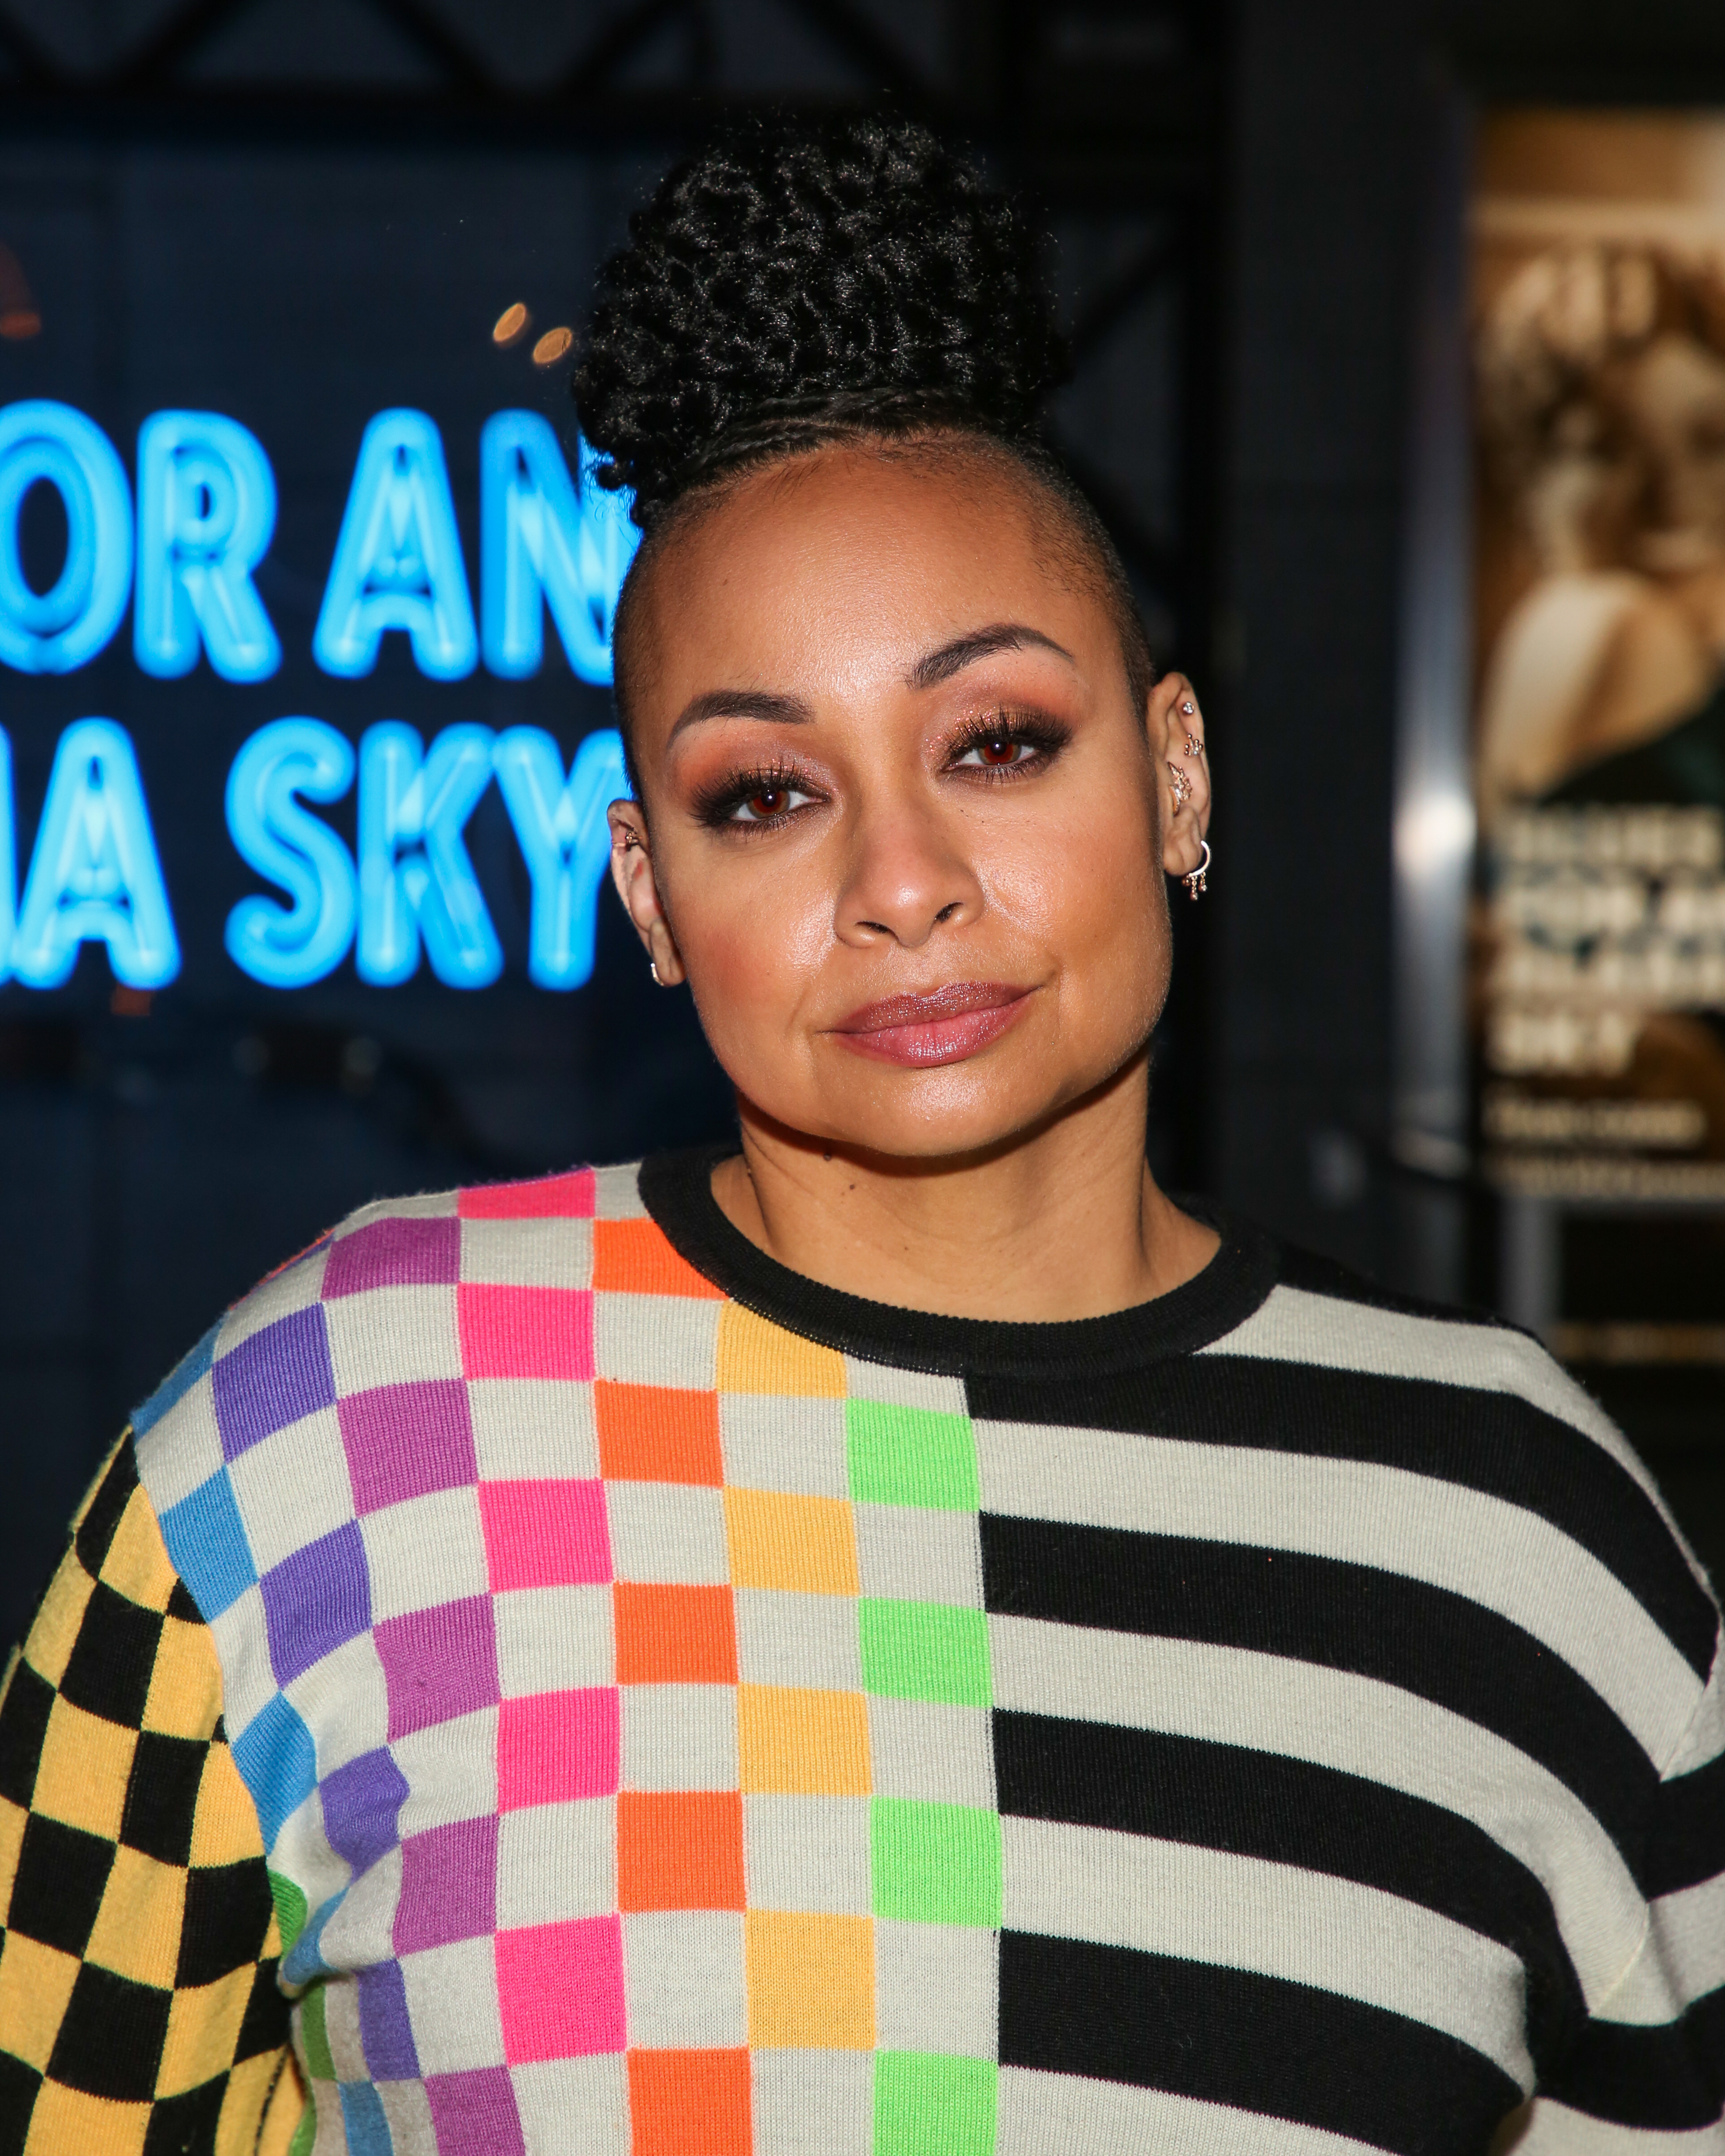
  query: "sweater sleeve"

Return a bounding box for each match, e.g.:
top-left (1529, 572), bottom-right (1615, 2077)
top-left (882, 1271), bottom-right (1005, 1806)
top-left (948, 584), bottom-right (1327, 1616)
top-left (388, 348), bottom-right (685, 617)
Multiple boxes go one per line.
top-left (0, 1435), bottom-right (305, 2154)
top-left (1506, 1627), bottom-right (1725, 2152)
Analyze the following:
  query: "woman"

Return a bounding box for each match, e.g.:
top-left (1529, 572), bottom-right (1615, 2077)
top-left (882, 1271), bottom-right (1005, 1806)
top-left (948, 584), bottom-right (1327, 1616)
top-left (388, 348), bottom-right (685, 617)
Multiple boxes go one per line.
top-left (0, 117), bottom-right (1719, 2156)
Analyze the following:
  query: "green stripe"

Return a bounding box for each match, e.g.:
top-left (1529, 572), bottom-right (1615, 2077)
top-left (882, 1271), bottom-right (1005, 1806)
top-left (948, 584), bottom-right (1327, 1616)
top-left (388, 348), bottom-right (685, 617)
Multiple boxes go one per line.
top-left (860, 1598), bottom-right (991, 1706)
top-left (267, 1868), bottom-right (308, 1957)
top-left (300, 1981), bottom-right (336, 2081)
top-left (846, 1401), bottom-right (979, 1511)
top-left (874, 2052), bottom-right (997, 2156)
top-left (872, 1796), bottom-right (1003, 1927)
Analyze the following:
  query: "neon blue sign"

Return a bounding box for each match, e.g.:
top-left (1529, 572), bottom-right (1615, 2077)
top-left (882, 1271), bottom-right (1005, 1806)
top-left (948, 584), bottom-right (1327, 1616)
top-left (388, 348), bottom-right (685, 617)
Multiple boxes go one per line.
top-left (0, 399), bottom-right (639, 995)
top-left (314, 410), bottom-right (478, 681)
top-left (493, 726), bottom-right (629, 989)
top-left (0, 729), bottom-right (14, 973)
top-left (225, 720), bottom-right (357, 989)
top-left (482, 413), bottom-right (639, 686)
top-left (0, 402), bottom-right (133, 674)
top-left (135, 411), bottom-right (281, 682)
top-left (9, 720), bottom-right (180, 988)
top-left (357, 722), bottom-right (501, 988)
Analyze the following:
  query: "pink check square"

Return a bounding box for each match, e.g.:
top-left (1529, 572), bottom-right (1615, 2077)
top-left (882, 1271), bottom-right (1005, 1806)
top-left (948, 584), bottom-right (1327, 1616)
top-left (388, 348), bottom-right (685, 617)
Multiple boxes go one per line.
top-left (496, 1914), bottom-right (627, 2062)
top-left (480, 1478), bottom-right (610, 1591)
top-left (459, 1285), bottom-right (594, 1380)
top-left (498, 1688), bottom-right (619, 1810)
top-left (459, 1169), bottom-right (596, 1220)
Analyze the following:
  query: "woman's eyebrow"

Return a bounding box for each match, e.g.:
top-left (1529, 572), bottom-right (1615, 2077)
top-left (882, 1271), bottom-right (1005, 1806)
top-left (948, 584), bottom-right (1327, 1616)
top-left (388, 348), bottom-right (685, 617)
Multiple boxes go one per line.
top-left (668, 687), bottom-right (815, 742)
top-left (908, 623), bottom-right (1075, 689)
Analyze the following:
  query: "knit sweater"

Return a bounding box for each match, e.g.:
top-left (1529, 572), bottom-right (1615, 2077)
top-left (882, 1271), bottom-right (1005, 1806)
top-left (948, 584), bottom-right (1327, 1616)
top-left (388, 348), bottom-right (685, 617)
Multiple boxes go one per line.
top-left (0, 1150), bottom-right (1720, 2156)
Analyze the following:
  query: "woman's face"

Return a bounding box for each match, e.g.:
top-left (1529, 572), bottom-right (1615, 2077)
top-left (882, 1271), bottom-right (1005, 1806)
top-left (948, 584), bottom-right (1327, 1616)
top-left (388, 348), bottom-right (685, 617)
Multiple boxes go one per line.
top-left (610, 444), bottom-right (1206, 1163)
top-left (1619, 333), bottom-right (1725, 557)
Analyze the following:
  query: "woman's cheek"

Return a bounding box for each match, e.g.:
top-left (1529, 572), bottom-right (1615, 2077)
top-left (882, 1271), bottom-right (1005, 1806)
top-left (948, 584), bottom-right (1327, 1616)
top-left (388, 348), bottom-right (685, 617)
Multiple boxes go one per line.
top-left (680, 861), bottom-right (830, 1056)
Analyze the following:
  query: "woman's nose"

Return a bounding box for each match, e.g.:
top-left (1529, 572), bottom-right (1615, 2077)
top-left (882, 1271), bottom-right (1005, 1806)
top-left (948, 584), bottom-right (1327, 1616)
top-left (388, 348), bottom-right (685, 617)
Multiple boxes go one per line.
top-left (833, 798), bottom-right (983, 950)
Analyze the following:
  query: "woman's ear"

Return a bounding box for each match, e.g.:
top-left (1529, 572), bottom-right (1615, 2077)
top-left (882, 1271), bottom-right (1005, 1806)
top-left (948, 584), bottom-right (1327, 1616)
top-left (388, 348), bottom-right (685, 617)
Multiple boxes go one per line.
top-left (606, 801), bottom-right (688, 986)
top-left (1147, 671), bottom-right (1211, 880)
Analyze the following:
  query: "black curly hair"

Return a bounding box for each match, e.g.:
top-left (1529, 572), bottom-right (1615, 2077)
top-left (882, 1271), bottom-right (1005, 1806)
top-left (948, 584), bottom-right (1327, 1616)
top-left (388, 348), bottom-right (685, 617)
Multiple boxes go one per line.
top-left (575, 112), bottom-right (1155, 758)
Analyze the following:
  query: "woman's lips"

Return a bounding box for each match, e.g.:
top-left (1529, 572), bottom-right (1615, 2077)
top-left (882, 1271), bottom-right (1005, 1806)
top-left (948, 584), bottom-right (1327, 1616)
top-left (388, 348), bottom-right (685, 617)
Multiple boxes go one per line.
top-left (828, 981), bottom-right (1033, 1067)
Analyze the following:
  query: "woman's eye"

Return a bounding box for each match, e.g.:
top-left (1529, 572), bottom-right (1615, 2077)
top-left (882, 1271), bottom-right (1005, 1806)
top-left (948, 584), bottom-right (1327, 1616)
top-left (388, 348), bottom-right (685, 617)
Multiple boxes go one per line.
top-left (956, 735), bottom-right (1032, 769)
top-left (728, 784), bottom-right (811, 823)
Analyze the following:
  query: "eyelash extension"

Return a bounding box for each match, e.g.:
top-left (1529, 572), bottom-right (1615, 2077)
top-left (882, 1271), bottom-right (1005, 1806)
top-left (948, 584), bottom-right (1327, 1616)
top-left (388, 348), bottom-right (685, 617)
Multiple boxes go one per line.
top-left (945, 707), bottom-right (1073, 774)
top-left (691, 759), bottom-right (820, 830)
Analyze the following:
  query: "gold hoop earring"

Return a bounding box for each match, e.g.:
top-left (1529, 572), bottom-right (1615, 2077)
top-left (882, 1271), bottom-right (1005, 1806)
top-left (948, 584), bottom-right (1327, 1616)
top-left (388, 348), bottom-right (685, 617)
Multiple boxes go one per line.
top-left (1184, 840), bottom-right (1211, 901)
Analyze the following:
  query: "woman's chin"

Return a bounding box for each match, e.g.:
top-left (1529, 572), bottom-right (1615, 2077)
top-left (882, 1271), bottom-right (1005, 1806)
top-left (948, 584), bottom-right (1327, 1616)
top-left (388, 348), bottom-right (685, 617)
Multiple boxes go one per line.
top-left (746, 1073), bottom-right (1099, 1167)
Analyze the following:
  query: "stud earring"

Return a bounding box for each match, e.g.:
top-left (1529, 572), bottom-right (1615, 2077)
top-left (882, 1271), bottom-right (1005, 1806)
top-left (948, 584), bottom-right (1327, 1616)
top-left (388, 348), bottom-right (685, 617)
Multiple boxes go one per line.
top-left (1184, 839), bottom-right (1211, 901)
top-left (1184, 732), bottom-right (1204, 760)
top-left (1168, 762), bottom-right (1192, 806)
top-left (1180, 699), bottom-right (1196, 716)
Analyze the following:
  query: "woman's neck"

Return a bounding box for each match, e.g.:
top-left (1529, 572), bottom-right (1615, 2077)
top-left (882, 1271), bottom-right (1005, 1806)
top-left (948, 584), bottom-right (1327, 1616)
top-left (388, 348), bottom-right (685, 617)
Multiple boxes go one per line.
top-left (709, 1067), bottom-right (1220, 1323)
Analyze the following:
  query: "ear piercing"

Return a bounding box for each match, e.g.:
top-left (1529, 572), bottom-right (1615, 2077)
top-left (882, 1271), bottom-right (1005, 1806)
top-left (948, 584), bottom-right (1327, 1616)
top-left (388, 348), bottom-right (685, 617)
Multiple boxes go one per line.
top-left (1178, 698), bottom-right (1205, 759)
top-left (1184, 840), bottom-right (1211, 901)
top-left (650, 960), bottom-right (665, 986)
top-left (1184, 733), bottom-right (1204, 759)
top-left (1168, 762), bottom-right (1192, 806)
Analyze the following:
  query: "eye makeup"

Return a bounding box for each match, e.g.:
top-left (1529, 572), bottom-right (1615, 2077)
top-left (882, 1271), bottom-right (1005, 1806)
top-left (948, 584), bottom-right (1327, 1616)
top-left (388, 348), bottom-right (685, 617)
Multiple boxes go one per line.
top-left (685, 703), bottom-right (1074, 834)
top-left (689, 758), bottom-right (826, 831)
top-left (943, 706), bottom-right (1073, 777)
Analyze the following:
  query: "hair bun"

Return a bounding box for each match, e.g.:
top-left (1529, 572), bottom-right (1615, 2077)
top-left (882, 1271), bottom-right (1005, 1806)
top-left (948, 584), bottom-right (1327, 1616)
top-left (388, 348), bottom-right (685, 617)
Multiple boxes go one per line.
top-left (575, 113), bottom-right (1066, 524)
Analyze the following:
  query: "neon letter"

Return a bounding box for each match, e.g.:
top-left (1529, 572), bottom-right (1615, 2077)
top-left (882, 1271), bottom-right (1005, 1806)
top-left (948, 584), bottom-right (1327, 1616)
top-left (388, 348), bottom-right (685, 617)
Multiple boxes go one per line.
top-left (358, 722), bottom-right (499, 987)
top-left (13, 720), bottom-right (179, 988)
top-left (493, 726), bottom-right (627, 989)
top-left (0, 402), bottom-right (131, 674)
top-left (136, 411), bottom-right (281, 682)
top-left (481, 416), bottom-right (639, 686)
top-left (226, 720), bottom-right (357, 987)
top-left (314, 411), bottom-right (477, 680)
top-left (0, 728), bottom-right (14, 982)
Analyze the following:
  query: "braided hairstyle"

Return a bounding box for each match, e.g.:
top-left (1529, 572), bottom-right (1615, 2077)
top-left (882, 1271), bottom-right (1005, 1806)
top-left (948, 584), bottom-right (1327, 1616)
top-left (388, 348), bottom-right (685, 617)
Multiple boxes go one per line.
top-left (575, 112), bottom-right (1154, 746)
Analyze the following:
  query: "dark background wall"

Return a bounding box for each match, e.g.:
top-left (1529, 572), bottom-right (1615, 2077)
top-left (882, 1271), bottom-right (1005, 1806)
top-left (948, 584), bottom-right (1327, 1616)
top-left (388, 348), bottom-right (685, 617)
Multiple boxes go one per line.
top-left (0, 0), bottom-right (1722, 1642)
top-left (1217, 0), bottom-right (1725, 1583)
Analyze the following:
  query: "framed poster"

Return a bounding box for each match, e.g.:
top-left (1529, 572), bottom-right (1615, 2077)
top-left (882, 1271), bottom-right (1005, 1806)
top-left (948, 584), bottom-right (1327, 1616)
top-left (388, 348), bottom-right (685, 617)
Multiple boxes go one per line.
top-left (1469, 112), bottom-right (1725, 1362)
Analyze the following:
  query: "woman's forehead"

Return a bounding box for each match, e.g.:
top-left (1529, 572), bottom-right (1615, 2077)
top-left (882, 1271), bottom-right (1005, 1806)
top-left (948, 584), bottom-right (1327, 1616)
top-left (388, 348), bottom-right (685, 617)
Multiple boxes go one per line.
top-left (638, 446), bottom-right (1108, 686)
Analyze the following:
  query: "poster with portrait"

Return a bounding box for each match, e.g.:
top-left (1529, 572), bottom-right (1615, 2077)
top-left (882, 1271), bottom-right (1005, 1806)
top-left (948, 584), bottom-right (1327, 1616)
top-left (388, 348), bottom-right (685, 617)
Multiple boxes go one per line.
top-left (1473, 113), bottom-right (1725, 1245)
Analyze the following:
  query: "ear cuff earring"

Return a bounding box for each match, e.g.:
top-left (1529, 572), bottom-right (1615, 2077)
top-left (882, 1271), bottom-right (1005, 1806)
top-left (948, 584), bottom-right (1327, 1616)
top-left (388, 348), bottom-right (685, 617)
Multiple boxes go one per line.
top-left (1168, 762), bottom-right (1192, 806)
top-left (650, 960), bottom-right (665, 986)
top-left (1184, 839), bottom-right (1211, 901)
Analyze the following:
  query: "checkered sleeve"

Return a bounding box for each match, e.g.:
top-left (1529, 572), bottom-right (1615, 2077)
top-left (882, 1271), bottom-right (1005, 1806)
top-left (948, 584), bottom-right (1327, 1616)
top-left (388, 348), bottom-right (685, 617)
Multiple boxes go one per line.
top-left (0, 1434), bottom-right (304, 2155)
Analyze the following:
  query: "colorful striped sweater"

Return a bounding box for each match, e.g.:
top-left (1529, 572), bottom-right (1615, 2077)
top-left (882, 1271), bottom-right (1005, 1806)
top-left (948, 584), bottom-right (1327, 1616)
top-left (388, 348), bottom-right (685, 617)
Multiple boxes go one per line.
top-left (0, 1149), bottom-right (1720, 2155)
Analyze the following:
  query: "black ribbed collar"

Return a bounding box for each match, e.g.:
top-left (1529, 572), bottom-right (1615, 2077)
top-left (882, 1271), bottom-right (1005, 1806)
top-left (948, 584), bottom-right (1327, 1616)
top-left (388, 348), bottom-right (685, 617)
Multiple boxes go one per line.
top-left (638, 1146), bottom-right (1282, 1380)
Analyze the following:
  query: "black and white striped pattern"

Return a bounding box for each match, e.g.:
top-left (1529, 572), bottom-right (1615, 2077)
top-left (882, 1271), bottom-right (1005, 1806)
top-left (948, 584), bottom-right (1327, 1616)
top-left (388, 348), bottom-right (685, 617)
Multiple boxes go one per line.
top-left (644, 1152), bottom-right (1725, 2153)
top-left (966, 1259), bottom-right (1723, 2151)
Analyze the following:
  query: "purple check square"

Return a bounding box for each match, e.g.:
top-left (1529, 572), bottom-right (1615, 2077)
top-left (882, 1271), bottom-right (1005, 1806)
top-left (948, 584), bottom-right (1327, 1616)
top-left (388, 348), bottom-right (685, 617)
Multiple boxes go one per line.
top-left (377, 1595), bottom-right (499, 1740)
top-left (322, 1746), bottom-right (410, 1876)
top-left (395, 1815), bottom-right (498, 1953)
top-left (212, 1305), bottom-right (336, 1462)
top-left (358, 1959), bottom-right (420, 2081)
top-left (340, 1380), bottom-right (478, 1515)
top-left (323, 1215), bottom-right (460, 1300)
top-left (426, 2068), bottom-right (526, 2156)
top-left (260, 1522), bottom-right (371, 1688)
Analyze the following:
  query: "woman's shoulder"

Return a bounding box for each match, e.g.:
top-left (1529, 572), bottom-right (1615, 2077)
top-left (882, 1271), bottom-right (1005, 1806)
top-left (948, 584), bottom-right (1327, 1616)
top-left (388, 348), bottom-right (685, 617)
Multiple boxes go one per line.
top-left (1213, 1232), bottom-right (1719, 1656)
top-left (1220, 1235), bottom-right (1622, 1443)
top-left (127, 1162), bottom-right (667, 1543)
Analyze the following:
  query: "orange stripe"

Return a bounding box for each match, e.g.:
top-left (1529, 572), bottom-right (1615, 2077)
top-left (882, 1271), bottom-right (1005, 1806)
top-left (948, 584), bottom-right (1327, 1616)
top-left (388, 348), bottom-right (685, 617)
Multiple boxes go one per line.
top-left (593, 1219), bottom-right (724, 1299)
